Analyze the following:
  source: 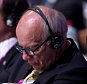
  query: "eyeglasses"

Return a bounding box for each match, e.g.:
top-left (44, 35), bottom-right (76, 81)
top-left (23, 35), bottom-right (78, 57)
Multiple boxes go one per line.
top-left (16, 36), bottom-right (51, 56)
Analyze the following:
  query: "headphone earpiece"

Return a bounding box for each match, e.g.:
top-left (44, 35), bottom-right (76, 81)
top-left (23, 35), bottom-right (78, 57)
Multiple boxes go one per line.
top-left (50, 34), bottom-right (64, 49)
top-left (5, 0), bottom-right (19, 28)
top-left (6, 16), bottom-right (13, 27)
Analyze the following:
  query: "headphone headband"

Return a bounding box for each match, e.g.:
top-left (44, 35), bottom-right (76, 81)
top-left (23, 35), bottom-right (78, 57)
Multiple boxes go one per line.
top-left (29, 6), bottom-right (64, 49)
top-left (29, 6), bottom-right (54, 37)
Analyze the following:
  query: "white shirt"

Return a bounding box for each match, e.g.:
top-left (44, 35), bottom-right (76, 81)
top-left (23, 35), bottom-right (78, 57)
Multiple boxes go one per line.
top-left (83, 54), bottom-right (87, 61)
top-left (67, 25), bottom-right (79, 48)
top-left (0, 37), bottom-right (17, 60)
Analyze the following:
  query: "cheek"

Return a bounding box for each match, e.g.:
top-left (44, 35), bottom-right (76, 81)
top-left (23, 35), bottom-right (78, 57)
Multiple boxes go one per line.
top-left (39, 48), bottom-right (51, 65)
top-left (41, 47), bottom-right (55, 67)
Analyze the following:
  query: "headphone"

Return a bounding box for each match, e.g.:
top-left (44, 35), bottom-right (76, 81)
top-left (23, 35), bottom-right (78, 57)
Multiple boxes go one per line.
top-left (5, 0), bottom-right (20, 27)
top-left (29, 6), bottom-right (64, 49)
top-left (5, 0), bottom-right (30, 27)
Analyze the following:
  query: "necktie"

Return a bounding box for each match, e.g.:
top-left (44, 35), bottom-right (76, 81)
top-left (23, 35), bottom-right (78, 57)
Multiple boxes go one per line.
top-left (22, 70), bottom-right (41, 84)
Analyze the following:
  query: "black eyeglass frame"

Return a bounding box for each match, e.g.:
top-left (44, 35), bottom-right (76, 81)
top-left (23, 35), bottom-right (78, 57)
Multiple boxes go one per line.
top-left (16, 36), bottom-right (51, 56)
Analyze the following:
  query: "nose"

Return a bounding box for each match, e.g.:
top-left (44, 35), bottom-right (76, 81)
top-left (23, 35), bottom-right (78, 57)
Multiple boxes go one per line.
top-left (22, 51), bottom-right (30, 61)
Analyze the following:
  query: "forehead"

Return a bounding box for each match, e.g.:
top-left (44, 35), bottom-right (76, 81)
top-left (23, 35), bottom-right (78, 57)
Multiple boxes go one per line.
top-left (16, 10), bottom-right (45, 46)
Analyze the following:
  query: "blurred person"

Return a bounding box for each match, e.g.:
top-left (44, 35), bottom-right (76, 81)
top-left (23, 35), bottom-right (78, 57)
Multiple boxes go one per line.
top-left (78, 0), bottom-right (87, 59)
top-left (0, 0), bottom-right (29, 72)
top-left (16, 6), bottom-right (87, 84)
top-left (78, 28), bottom-right (87, 60)
top-left (0, 0), bottom-right (32, 83)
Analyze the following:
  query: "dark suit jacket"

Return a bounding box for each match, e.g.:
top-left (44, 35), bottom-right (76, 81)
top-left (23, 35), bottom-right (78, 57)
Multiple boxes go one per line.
top-left (8, 55), bottom-right (32, 82)
top-left (0, 43), bottom-right (20, 72)
top-left (0, 54), bottom-right (32, 83)
top-left (0, 39), bottom-right (87, 84)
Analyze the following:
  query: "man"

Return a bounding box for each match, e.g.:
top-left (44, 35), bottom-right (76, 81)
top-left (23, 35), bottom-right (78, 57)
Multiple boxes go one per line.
top-left (0, 0), bottom-right (29, 72)
top-left (16, 6), bottom-right (87, 84)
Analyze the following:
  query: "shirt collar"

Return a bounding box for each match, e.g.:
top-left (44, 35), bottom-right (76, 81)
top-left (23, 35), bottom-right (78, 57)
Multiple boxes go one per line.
top-left (0, 37), bottom-right (17, 58)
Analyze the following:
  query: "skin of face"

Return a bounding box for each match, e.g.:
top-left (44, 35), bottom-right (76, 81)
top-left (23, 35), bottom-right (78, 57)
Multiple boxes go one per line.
top-left (16, 9), bottom-right (57, 71)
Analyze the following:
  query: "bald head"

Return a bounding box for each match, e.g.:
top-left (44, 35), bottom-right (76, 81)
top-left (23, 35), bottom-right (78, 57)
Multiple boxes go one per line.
top-left (16, 5), bottom-right (68, 45)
